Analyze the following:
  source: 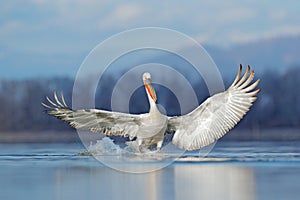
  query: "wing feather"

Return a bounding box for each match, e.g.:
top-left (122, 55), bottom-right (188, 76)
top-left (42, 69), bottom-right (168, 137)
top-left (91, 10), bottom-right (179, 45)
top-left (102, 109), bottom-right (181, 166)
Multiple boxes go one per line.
top-left (168, 65), bottom-right (260, 150)
top-left (42, 93), bottom-right (142, 140)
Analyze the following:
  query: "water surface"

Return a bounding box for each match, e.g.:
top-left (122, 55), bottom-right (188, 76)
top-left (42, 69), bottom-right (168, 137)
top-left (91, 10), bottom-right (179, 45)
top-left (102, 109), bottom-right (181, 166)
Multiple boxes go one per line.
top-left (0, 141), bottom-right (299, 200)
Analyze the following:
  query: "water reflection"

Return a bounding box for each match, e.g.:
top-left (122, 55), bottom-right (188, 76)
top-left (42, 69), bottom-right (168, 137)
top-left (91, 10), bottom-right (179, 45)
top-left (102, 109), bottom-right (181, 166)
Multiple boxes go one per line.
top-left (174, 165), bottom-right (255, 200)
top-left (53, 164), bottom-right (255, 200)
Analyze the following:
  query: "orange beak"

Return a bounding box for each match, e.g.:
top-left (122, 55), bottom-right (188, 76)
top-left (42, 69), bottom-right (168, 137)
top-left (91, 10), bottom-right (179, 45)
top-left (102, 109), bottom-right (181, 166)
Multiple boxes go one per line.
top-left (145, 83), bottom-right (157, 102)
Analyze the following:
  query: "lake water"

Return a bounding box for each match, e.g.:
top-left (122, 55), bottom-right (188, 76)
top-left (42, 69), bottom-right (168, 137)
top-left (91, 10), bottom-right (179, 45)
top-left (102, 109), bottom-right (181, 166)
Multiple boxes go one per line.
top-left (0, 141), bottom-right (300, 200)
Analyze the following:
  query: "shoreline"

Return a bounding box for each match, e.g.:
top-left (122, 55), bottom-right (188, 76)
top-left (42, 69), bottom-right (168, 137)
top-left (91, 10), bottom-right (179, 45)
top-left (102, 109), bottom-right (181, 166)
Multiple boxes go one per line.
top-left (0, 128), bottom-right (299, 143)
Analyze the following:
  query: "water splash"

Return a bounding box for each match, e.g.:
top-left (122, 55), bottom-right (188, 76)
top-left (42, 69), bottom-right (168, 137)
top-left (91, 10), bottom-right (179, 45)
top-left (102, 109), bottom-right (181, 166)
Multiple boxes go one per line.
top-left (89, 137), bottom-right (122, 155)
top-left (78, 137), bottom-right (172, 162)
top-left (78, 137), bottom-right (121, 156)
top-left (78, 137), bottom-right (156, 155)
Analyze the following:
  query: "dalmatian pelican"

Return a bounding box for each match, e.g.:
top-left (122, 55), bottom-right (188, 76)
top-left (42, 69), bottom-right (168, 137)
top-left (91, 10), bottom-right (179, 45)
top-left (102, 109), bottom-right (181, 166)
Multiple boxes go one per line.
top-left (42, 65), bottom-right (260, 151)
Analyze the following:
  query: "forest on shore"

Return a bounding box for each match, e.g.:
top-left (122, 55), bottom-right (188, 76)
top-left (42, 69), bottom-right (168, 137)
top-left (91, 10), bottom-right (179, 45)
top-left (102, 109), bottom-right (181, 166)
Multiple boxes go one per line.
top-left (0, 67), bottom-right (299, 133)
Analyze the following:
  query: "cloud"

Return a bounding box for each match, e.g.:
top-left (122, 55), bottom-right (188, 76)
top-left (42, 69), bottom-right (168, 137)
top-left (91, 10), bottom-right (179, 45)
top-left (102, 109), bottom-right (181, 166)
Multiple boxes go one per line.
top-left (214, 7), bottom-right (257, 24)
top-left (98, 3), bottom-right (144, 30)
top-left (217, 26), bottom-right (300, 45)
top-left (268, 10), bottom-right (288, 21)
top-left (0, 20), bottom-right (24, 36)
top-left (112, 4), bottom-right (143, 21)
top-left (1, 0), bottom-right (300, 79)
top-left (31, 0), bottom-right (47, 5)
top-left (1, 1), bottom-right (300, 56)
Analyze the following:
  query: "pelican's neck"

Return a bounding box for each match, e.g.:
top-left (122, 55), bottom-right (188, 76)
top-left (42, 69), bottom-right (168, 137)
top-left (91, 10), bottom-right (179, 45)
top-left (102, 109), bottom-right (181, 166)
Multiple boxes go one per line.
top-left (143, 72), bottom-right (158, 114)
top-left (148, 96), bottom-right (158, 113)
top-left (145, 85), bottom-right (158, 113)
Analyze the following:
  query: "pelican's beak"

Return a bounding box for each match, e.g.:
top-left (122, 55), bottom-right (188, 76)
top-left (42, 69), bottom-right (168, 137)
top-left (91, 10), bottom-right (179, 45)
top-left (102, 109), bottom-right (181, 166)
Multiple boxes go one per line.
top-left (144, 83), bottom-right (157, 103)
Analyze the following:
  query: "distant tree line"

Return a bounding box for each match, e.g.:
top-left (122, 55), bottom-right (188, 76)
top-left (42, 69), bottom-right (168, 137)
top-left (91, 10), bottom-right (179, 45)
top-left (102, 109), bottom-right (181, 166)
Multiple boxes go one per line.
top-left (0, 67), bottom-right (299, 132)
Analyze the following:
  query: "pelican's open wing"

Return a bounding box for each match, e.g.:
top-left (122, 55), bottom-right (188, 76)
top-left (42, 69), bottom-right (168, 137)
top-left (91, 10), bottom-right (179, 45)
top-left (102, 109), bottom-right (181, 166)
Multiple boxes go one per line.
top-left (167, 65), bottom-right (260, 150)
top-left (42, 92), bottom-right (142, 140)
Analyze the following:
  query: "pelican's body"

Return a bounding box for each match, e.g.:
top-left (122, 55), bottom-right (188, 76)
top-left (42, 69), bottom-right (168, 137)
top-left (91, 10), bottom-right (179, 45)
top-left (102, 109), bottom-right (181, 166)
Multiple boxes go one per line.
top-left (137, 107), bottom-right (167, 151)
top-left (135, 72), bottom-right (168, 151)
top-left (43, 65), bottom-right (260, 151)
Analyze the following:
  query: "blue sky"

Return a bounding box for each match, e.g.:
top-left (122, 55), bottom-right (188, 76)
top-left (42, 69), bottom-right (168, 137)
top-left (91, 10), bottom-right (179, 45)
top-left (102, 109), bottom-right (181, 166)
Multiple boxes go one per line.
top-left (1, 0), bottom-right (300, 79)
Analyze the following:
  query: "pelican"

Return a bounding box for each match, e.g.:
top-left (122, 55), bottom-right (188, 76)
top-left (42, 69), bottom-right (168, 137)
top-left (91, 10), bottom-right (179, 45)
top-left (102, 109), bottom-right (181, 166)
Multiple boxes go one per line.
top-left (42, 65), bottom-right (260, 151)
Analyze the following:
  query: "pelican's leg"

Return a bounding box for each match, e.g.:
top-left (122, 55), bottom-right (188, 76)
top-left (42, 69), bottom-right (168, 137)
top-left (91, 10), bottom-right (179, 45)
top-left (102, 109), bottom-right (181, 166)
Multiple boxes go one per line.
top-left (156, 141), bottom-right (163, 152)
top-left (138, 139), bottom-right (143, 153)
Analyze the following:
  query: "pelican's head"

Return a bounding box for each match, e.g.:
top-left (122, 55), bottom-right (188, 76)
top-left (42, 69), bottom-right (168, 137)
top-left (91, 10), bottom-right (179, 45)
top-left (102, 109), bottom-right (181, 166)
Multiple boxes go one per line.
top-left (143, 72), bottom-right (151, 82)
top-left (143, 72), bottom-right (157, 103)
